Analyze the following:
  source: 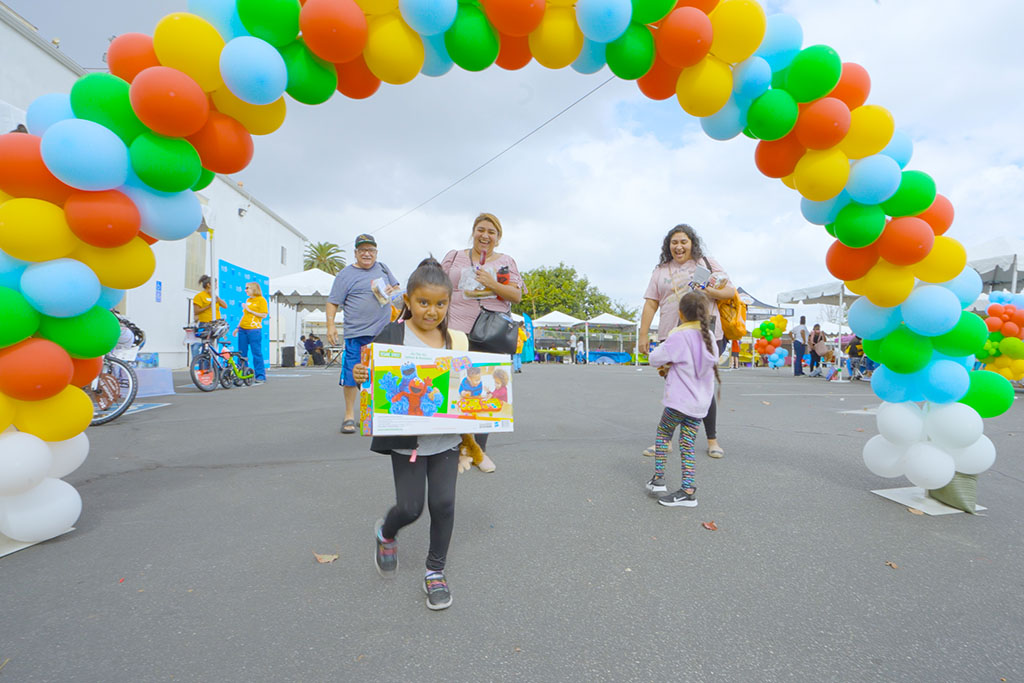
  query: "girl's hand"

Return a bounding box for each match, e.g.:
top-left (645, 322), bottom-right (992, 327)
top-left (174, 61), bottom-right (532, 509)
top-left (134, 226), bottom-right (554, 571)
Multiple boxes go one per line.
top-left (353, 364), bottom-right (369, 383)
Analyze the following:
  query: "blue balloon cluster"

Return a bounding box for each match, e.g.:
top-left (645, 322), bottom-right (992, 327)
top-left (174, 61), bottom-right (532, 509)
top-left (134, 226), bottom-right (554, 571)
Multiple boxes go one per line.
top-left (989, 290), bottom-right (1024, 307)
top-left (767, 346), bottom-right (789, 369)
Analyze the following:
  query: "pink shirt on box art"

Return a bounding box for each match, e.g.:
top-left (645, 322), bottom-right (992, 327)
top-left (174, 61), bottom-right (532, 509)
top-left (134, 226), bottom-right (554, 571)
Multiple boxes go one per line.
top-left (643, 256), bottom-right (728, 341)
top-left (648, 322), bottom-right (717, 418)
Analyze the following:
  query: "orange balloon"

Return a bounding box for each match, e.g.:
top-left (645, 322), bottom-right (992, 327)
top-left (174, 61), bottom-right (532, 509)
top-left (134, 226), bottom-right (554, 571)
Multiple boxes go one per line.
top-left (107, 33), bottom-right (161, 83)
top-left (675, 0), bottom-right (719, 11)
top-left (0, 338), bottom-right (73, 401)
top-left (876, 216), bottom-right (935, 266)
top-left (828, 62), bottom-right (870, 110)
top-left (656, 7), bottom-right (713, 69)
top-left (826, 240), bottom-right (878, 281)
top-left (300, 0), bottom-right (368, 63)
top-left (186, 112), bottom-right (254, 174)
top-left (793, 97), bottom-right (850, 150)
top-left (64, 190), bottom-right (141, 248)
top-left (754, 132), bottom-right (804, 178)
top-left (71, 356), bottom-right (104, 387)
top-left (637, 56), bottom-right (681, 100)
top-left (496, 33), bottom-right (533, 70)
top-left (481, 0), bottom-right (546, 37)
top-left (0, 134), bottom-right (74, 206)
top-left (130, 66), bottom-right (210, 138)
top-left (335, 55), bottom-right (382, 99)
top-left (139, 231), bottom-right (159, 245)
top-left (1003, 322), bottom-right (1021, 338)
top-left (916, 193), bottom-right (954, 236)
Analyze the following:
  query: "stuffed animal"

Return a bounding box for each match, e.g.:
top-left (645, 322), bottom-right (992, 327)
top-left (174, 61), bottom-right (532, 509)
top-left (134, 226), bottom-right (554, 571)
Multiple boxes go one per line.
top-left (458, 434), bottom-right (495, 474)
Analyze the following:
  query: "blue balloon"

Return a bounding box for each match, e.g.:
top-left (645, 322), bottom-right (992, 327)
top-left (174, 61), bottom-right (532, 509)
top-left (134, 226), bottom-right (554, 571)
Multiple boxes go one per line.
top-left (189, 0), bottom-right (249, 40)
top-left (938, 267), bottom-right (982, 308)
top-left (922, 360), bottom-right (969, 403)
top-left (900, 285), bottom-right (961, 337)
top-left (575, 0), bottom-right (631, 43)
top-left (933, 352), bottom-right (974, 371)
top-left (988, 290), bottom-right (1013, 305)
top-left (849, 297), bottom-right (902, 340)
top-left (880, 129), bottom-right (913, 169)
top-left (845, 155), bottom-right (901, 205)
top-left (400, 0), bottom-right (457, 36)
top-left (871, 365), bottom-right (925, 403)
top-left (800, 191), bottom-right (850, 225)
top-left (1013, 292), bottom-right (1024, 308)
top-left (121, 185), bottom-right (203, 241)
top-left (733, 56), bottom-right (771, 99)
top-left (40, 119), bottom-right (128, 191)
top-left (422, 34), bottom-right (454, 77)
top-left (20, 258), bottom-right (101, 318)
top-left (0, 249), bottom-right (28, 290)
top-left (700, 95), bottom-right (747, 141)
top-left (755, 14), bottom-right (803, 71)
top-left (220, 37), bottom-right (287, 105)
top-left (571, 39), bottom-right (607, 74)
top-left (777, 347), bottom-right (789, 357)
top-left (26, 93), bottom-right (74, 136)
top-left (96, 286), bottom-right (126, 310)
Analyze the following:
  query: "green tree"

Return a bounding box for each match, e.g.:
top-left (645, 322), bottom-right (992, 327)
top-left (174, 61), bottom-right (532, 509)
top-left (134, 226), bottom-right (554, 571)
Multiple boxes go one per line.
top-left (303, 241), bottom-right (346, 275)
top-left (513, 263), bottom-right (637, 321)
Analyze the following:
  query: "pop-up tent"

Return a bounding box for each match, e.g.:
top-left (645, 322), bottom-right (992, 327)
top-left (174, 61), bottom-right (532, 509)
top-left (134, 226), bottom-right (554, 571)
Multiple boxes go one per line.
top-left (532, 310), bottom-right (585, 327)
top-left (268, 268), bottom-right (338, 364)
top-left (583, 312), bottom-right (636, 363)
top-left (967, 237), bottom-right (1024, 293)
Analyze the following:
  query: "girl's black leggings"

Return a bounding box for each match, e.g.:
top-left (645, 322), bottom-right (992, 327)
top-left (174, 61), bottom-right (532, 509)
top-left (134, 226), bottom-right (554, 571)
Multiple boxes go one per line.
top-left (382, 448), bottom-right (459, 572)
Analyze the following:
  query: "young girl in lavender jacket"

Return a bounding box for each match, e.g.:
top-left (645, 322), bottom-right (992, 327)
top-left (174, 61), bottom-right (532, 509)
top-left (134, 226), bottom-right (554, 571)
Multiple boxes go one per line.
top-left (644, 291), bottom-right (720, 507)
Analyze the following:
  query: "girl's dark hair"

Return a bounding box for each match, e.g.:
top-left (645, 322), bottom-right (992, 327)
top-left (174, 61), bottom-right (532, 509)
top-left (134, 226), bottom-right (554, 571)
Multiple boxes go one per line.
top-left (199, 274), bottom-right (211, 288)
top-left (659, 224), bottom-right (704, 266)
top-left (401, 256), bottom-right (453, 349)
top-left (679, 290), bottom-right (720, 387)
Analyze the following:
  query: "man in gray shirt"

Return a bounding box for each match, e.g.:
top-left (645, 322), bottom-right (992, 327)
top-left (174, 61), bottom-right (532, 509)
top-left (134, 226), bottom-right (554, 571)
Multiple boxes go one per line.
top-left (326, 234), bottom-right (400, 433)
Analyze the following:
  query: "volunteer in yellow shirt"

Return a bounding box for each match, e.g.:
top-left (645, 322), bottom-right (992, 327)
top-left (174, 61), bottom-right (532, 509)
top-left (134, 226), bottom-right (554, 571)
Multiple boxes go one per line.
top-left (237, 282), bottom-right (268, 384)
top-left (192, 275), bottom-right (227, 323)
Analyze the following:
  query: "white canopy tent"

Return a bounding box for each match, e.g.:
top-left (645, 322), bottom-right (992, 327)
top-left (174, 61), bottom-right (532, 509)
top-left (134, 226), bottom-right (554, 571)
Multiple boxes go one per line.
top-left (967, 237), bottom-right (1024, 293)
top-left (582, 312), bottom-right (636, 364)
top-left (268, 268), bottom-right (337, 364)
top-left (777, 281), bottom-right (859, 380)
top-left (532, 310), bottom-right (585, 327)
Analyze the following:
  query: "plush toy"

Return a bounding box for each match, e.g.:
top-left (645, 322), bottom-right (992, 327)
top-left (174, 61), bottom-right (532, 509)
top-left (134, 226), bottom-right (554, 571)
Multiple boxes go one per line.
top-left (458, 434), bottom-right (495, 474)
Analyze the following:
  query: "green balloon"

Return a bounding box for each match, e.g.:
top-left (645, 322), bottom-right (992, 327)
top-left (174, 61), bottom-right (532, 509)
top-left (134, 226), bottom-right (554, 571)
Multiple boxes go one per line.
top-left (879, 325), bottom-right (932, 374)
top-left (0, 286), bottom-right (41, 347)
top-left (238, 0), bottom-right (301, 47)
top-left (747, 89), bottom-right (799, 141)
top-left (129, 132), bottom-right (202, 193)
top-left (37, 306), bottom-right (121, 359)
top-left (784, 45), bottom-right (842, 103)
top-left (959, 369), bottom-right (1015, 418)
top-left (605, 23), bottom-right (656, 81)
top-left (862, 338), bottom-right (882, 362)
top-left (932, 312), bottom-right (989, 358)
top-left (742, 126), bottom-right (757, 139)
top-left (192, 167), bottom-right (215, 192)
top-left (880, 171), bottom-right (937, 218)
top-left (824, 222), bottom-right (837, 237)
top-left (833, 203), bottom-right (886, 248)
top-left (280, 39), bottom-right (337, 105)
top-left (631, 0), bottom-right (675, 25)
top-left (770, 67), bottom-right (789, 90)
top-left (69, 73), bottom-right (147, 145)
top-left (998, 336), bottom-right (1024, 357)
top-left (445, 4), bottom-right (500, 72)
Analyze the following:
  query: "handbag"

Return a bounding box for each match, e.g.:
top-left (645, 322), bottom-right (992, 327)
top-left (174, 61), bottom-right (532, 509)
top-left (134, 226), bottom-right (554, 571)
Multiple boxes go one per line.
top-left (701, 258), bottom-right (746, 340)
top-left (468, 308), bottom-right (518, 354)
top-left (812, 333), bottom-right (828, 356)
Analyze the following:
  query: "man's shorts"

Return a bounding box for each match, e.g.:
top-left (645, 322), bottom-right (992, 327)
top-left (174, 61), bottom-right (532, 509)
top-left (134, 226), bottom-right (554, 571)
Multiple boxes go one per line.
top-left (340, 335), bottom-right (374, 387)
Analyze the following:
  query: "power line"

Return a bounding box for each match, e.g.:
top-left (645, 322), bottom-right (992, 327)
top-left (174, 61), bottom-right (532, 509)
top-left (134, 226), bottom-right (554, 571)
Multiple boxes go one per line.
top-left (372, 75), bottom-right (616, 235)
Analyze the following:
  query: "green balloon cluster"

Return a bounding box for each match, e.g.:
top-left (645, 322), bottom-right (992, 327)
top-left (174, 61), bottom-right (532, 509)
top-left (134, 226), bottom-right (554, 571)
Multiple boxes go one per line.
top-left (933, 312), bottom-right (989, 358)
top-left (0, 286), bottom-right (41, 347)
top-left (130, 132), bottom-right (203, 193)
top-left (445, 4), bottom-right (500, 72)
top-left (606, 24), bottom-right (656, 81)
top-left (880, 170), bottom-right (937, 217)
top-left (877, 325), bottom-right (932, 374)
top-left (238, 0), bottom-right (301, 47)
top-left (832, 203), bottom-right (885, 248)
top-left (784, 45), bottom-right (842, 103)
top-left (70, 73), bottom-right (147, 145)
top-left (37, 306), bottom-right (121, 359)
top-left (959, 370), bottom-right (1015, 418)
top-left (281, 39), bottom-right (338, 105)
top-left (747, 89), bottom-right (798, 141)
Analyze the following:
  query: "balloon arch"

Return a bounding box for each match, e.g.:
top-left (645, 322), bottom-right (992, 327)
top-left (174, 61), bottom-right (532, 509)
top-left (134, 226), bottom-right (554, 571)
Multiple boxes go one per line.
top-left (0, 0), bottom-right (1017, 541)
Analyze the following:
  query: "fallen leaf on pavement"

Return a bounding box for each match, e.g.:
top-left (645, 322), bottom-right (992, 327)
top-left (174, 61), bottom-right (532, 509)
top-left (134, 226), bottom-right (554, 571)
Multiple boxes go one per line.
top-left (908, 508), bottom-right (924, 515)
top-left (0, 658), bottom-right (10, 673)
top-left (701, 521), bottom-right (718, 531)
top-left (514, 648), bottom-right (522, 653)
top-left (313, 552), bottom-right (339, 564)
top-left (855, 428), bottom-right (865, 432)
top-left (355, 655), bottom-right (365, 662)
top-left (885, 561), bottom-right (899, 569)
top-left (761, 401), bottom-right (771, 406)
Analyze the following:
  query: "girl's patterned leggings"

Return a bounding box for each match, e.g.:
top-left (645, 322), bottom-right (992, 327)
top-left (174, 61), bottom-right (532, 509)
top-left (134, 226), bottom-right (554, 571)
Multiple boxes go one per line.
top-left (653, 407), bottom-right (701, 491)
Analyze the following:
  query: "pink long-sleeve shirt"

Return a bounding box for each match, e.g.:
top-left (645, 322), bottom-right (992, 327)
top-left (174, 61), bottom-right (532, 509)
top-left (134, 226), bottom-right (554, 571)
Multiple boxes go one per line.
top-left (648, 322), bottom-right (717, 418)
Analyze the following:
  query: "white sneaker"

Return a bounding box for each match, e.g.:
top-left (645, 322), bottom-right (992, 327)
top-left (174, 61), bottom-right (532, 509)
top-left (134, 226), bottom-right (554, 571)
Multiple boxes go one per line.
top-left (645, 475), bottom-right (667, 494)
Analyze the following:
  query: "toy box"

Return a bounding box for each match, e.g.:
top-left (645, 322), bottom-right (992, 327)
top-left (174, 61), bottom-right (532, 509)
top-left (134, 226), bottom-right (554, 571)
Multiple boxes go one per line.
top-left (358, 343), bottom-right (514, 437)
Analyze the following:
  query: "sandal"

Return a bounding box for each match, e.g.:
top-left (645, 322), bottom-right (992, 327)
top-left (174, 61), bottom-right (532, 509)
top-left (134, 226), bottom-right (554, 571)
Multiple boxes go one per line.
top-left (340, 419), bottom-right (357, 434)
top-left (707, 446), bottom-right (725, 459)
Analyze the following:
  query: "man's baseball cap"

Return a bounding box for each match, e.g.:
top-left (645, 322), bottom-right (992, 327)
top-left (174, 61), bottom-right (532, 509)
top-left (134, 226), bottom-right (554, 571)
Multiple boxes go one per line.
top-left (355, 233), bottom-right (376, 248)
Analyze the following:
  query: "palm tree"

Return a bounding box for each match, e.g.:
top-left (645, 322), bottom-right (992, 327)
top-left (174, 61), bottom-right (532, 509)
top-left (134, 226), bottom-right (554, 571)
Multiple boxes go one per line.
top-left (303, 241), bottom-right (346, 275)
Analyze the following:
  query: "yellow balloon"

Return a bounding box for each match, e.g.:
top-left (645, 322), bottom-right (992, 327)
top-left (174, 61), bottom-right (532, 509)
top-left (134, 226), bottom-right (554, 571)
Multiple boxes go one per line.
top-left (0, 198), bottom-right (79, 262)
top-left (0, 188), bottom-right (12, 205)
top-left (709, 0), bottom-right (766, 64)
top-left (913, 236), bottom-right (966, 283)
top-left (211, 89), bottom-right (287, 136)
top-left (364, 14), bottom-right (424, 85)
top-left (780, 173), bottom-right (796, 189)
top-left (153, 12), bottom-right (226, 92)
top-left (1010, 359), bottom-right (1024, 378)
top-left (73, 237), bottom-right (156, 290)
top-left (547, 0), bottom-right (576, 5)
top-left (0, 392), bottom-right (14, 431)
top-left (846, 259), bottom-right (914, 307)
top-left (357, 0), bottom-right (399, 14)
top-left (675, 54), bottom-right (732, 117)
top-left (529, 7), bottom-right (583, 70)
top-left (793, 148), bottom-right (849, 201)
top-left (838, 105), bottom-right (894, 159)
top-left (13, 386), bottom-right (93, 442)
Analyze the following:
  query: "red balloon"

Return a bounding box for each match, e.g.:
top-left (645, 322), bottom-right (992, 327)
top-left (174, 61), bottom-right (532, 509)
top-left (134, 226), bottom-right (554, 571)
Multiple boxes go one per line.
top-left (64, 190), bottom-right (141, 248)
top-left (300, 0), bottom-right (368, 64)
top-left (987, 304), bottom-right (1005, 318)
top-left (1005, 305), bottom-right (1017, 315)
top-left (826, 240), bottom-right (879, 281)
top-left (130, 66), bottom-right (210, 138)
top-left (495, 33), bottom-right (533, 71)
top-left (829, 62), bottom-right (870, 110)
top-left (637, 56), bottom-right (681, 101)
top-left (754, 133), bottom-right (805, 178)
top-left (915, 194), bottom-right (954, 236)
top-left (335, 55), bottom-right (382, 99)
top-left (481, 0), bottom-right (545, 37)
top-left (107, 33), bottom-right (161, 83)
top-left (656, 7), bottom-right (713, 69)
top-left (984, 317), bottom-right (1002, 332)
top-left (1012, 309), bottom-right (1024, 327)
top-left (186, 112), bottom-right (254, 174)
top-left (1003, 322), bottom-right (1021, 338)
top-left (0, 133), bottom-right (74, 205)
top-left (675, 0), bottom-right (718, 12)
top-left (70, 356), bottom-right (104, 387)
top-left (0, 338), bottom-right (74, 401)
top-left (876, 217), bottom-right (935, 266)
top-left (793, 97), bottom-right (851, 150)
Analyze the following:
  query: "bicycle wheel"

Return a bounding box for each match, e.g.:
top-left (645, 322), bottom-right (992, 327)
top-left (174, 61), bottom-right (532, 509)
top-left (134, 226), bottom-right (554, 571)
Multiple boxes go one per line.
top-left (219, 362), bottom-right (235, 389)
top-left (233, 355), bottom-right (254, 386)
top-left (190, 352), bottom-right (220, 391)
top-left (88, 357), bottom-right (138, 425)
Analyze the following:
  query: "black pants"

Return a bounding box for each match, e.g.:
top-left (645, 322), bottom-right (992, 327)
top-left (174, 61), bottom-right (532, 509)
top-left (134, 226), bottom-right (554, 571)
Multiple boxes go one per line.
top-left (703, 339), bottom-right (728, 441)
top-left (810, 351), bottom-right (822, 371)
top-left (382, 448), bottom-right (459, 572)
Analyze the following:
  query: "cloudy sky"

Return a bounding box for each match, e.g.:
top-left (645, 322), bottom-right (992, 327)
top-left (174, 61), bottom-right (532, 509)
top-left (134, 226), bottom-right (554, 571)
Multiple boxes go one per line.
top-left (7, 0), bottom-right (1023, 320)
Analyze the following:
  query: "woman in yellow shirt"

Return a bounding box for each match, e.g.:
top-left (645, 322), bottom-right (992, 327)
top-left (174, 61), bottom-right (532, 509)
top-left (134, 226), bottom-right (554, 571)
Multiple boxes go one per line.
top-left (237, 282), bottom-right (268, 384)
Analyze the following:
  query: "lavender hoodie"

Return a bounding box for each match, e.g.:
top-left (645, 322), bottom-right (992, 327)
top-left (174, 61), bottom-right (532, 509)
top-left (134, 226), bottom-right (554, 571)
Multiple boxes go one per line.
top-left (648, 322), bottom-right (717, 418)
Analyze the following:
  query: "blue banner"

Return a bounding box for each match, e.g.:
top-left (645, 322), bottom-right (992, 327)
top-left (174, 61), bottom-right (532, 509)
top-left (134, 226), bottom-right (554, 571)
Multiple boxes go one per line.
top-left (219, 259), bottom-right (270, 364)
top-left (522, 313), bottom-right (535, 363)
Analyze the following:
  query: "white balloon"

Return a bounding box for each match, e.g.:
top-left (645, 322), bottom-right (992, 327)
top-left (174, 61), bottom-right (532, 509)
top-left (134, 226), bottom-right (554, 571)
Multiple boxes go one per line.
top-left (0, 478), bottom-right (82, 543)
top-left (0, 432), bottom-right (53, 496)
top-left (924, 402), bottom-right (983, 449)
top-left (46, 433), bottom-right (89, 479)
top-left (948, 435), bottom-right (996, 475)
top-left (862, 434), bottom-right (907, 478)
top-left (876, 402), bottom-right (925, 445)
top-left (903, 443), bottom-right (956, 490)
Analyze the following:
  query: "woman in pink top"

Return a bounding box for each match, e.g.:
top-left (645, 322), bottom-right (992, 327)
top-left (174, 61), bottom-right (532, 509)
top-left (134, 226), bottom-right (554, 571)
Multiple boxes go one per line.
top-left (638, 225), bottom-right (736, 459)
top-left (441, 213), bottom-right (524, 472)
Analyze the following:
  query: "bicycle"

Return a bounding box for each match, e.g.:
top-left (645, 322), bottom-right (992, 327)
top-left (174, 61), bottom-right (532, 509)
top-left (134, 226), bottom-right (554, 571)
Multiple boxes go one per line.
top-left (185, 319), bottom-right (255, 392)
top-left (85, 312), bottom-right (145, 426)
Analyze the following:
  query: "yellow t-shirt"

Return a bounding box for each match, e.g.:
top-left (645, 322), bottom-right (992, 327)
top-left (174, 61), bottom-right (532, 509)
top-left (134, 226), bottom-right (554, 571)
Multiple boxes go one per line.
top-left (240, 296), bottom-right (268, 329)
top-left (193, 291), bottom-right (225, 323)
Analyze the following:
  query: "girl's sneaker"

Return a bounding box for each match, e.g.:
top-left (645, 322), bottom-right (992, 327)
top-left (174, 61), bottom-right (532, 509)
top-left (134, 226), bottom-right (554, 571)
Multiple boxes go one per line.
top-left (645, 475), bottom-right (667, 494)
top-left (658, 487), bottom-right (697, 507)
top-left (423, 571), bottom-right (452, 610)
top-left (374, 519), bottom-right (397, 577)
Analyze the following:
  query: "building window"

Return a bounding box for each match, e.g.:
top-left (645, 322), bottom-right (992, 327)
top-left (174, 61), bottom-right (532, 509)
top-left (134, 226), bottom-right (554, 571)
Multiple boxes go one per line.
top-left (281, 246), bottom-right (287, 265)
top-left (185, 232), bottom-right (207, 290)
